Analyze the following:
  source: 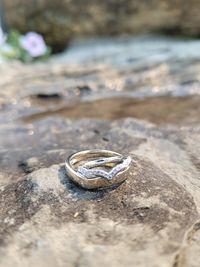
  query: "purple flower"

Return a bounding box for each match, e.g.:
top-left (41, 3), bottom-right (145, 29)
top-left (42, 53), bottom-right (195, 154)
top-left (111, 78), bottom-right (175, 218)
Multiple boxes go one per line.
top-left (20, 32), bottom-right (47, 57)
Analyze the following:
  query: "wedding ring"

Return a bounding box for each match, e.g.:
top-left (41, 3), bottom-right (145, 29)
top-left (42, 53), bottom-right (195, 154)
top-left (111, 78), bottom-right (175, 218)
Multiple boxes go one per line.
top-left (65, 149), bottom-right (131, 189)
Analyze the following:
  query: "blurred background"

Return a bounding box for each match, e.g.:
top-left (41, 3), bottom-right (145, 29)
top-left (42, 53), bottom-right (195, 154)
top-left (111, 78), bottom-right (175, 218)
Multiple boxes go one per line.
top-left (2, 0), bottom-right (200, 52)
top-left (1, 0), bottom-right (200, 119)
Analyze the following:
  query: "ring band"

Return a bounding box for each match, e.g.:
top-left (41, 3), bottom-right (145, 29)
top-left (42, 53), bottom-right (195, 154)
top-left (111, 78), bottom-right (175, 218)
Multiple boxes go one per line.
top-left (65, 149), bottom-right (131, 189)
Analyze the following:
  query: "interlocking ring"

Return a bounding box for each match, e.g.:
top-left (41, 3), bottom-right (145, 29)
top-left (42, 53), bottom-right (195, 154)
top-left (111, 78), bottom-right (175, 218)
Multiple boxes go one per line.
top-left (65, 149), bottom-right (132, 189)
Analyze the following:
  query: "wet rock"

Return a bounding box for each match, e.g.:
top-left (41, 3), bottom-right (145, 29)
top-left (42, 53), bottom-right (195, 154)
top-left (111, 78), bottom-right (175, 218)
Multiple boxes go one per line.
top-left (22, 96), bottom-right (200, 125)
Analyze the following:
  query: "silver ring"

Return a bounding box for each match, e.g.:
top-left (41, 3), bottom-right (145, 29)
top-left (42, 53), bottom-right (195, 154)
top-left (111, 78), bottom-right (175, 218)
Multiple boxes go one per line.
top-left (65, 149), bottom-right (132, 189)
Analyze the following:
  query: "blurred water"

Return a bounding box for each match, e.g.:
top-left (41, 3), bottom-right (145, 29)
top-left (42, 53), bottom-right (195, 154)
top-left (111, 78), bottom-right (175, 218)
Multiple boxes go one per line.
top-left (22, 95), bottom-right (200, 126)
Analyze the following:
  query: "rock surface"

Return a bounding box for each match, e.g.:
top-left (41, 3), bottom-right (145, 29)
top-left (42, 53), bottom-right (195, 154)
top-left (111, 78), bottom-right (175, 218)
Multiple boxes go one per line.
top-left (0, 36), bottom-right (200, 267)
top-left (3, 0), bottom-right (200, 50)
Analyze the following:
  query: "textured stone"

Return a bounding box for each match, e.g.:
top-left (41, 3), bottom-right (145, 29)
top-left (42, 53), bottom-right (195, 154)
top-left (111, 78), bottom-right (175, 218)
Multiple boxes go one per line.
top-left (0, 36), bottom-right (200, 266)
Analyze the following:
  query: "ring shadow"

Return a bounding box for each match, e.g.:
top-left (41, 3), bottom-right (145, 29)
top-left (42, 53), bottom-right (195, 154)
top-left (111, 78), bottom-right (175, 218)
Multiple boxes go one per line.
top-left (58, 165), bottom-right (123, 200)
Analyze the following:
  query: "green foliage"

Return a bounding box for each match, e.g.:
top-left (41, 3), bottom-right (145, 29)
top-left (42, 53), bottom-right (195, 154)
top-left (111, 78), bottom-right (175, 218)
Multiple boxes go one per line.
top-left (0, 30), bottom-right (51, 63)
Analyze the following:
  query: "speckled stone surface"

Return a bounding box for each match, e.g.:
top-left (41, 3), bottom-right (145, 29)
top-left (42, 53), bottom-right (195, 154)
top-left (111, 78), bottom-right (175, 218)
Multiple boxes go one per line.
top-left (0, 36), bottom-right (200, 267)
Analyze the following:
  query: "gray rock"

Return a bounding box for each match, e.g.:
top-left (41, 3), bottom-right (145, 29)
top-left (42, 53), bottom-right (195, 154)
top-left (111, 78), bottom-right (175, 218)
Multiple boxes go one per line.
top-left (0, 118), bottom-right (200, 267)
top-left (0, 36), bottom-right (200, 266)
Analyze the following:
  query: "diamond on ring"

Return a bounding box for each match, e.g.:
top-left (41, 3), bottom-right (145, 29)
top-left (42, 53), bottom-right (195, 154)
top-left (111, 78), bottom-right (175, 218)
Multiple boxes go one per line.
top-left (65, 149), bottom-right (132, 189)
